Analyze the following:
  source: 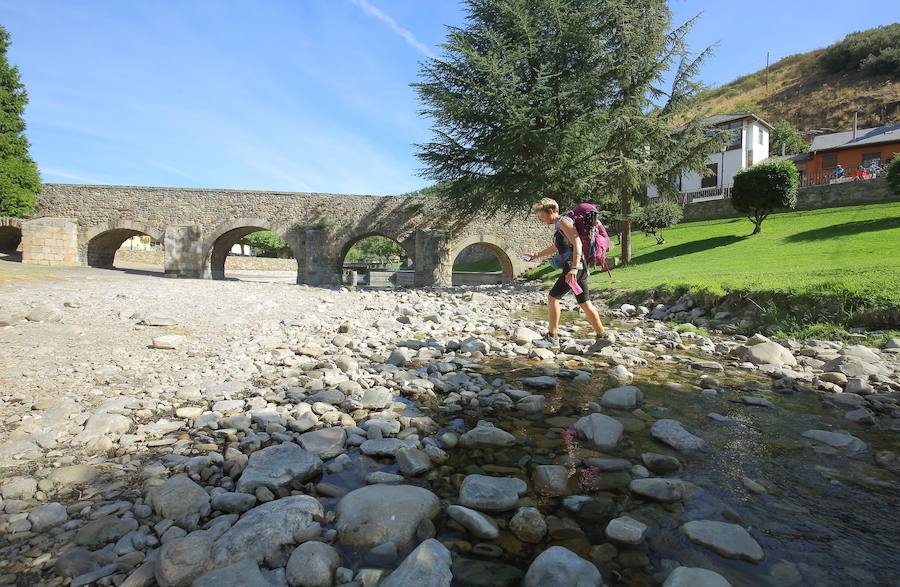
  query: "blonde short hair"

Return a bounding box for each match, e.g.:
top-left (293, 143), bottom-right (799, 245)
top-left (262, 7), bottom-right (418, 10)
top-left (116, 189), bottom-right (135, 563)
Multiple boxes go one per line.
top-left (532, 198), bottom-right (559, 214)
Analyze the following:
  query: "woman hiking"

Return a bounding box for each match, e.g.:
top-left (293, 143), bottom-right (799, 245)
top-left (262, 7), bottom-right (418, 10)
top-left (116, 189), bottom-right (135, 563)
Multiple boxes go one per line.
top-left (524, 198), bottom-right (614, 353)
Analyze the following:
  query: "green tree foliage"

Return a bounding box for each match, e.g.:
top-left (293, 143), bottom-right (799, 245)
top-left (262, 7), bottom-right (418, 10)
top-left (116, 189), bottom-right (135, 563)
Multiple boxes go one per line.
top-left (633, 201), bottom-right (684, 244)
top-left (239, 231), bottom-right (291, 257)
top-left (345, 236), bottom-right (405, 263)
top-left (731, 159), bottom-right (799, 234)
top-left (0, 26), bottom-right (40, 217)
top-left (413, 0), bottom-right (726, 264)
top-left (770, 120), bottom-right (809, 156)
top-left (886, 156), bottom-right (900, 196)
top-left (820, 24), bottom-right (900, 76)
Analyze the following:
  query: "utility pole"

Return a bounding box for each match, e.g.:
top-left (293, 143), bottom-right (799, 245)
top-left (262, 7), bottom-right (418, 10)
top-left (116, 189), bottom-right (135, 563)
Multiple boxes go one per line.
top-left (765, 52), bottom-right (770, 92)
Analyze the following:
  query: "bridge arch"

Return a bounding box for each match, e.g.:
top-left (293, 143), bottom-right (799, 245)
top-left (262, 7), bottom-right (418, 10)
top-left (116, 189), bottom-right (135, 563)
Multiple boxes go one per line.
top-left (203, 218), bottom-right (303, 280)
top-left (336, 231), bottom-right (415, 274)
top-left (83, 220), bottom-right (164, 268)
top-left (0, 218), bottom-right (24, 256)
top-left (449, 234), bottom-right (521, 283)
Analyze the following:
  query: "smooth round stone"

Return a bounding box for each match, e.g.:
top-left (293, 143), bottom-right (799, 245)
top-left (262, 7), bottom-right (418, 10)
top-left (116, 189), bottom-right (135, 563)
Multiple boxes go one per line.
top-left (155, 533), bottom-right (214, 587)
top-left (629, 478), bottom-right (683, 503)
top-left (523, 546), bottom-right (603, 587)
top-left (664, 567), bottom-right (733, 587)
top-left (175, 407), bottom-right (204, 419)
top-left (641, 452), bottom-right (681, 474)
top-left (447, 505), bottom-right (499, 539)
top-left (605, 516), bottom-right (647, 544)
top-left (510, 507), bottom-right (547, 543)
top-left (235, 443), bottom-right (322, 493)
top-left (600, 385), bottom-right (643, 410)
top-left (573, 413), bottom-right (623, 451)
top-left (28, 502), bottom-right (68, 532)
top-left (459, 475), bottom-right (528, 512)
top-left (211, 492), bottom-right (257, 514)
top-left (459, 422), bottom-right (516, 448)
top-left (286, 541), bottom-right (341, 587)
top-left (336, 485), bottom-right (440, 549)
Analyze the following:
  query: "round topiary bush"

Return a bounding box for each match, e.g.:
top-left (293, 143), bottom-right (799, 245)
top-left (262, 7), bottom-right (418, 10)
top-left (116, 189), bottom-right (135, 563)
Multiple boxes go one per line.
top-left (634, 201), bottom-right (684, 244)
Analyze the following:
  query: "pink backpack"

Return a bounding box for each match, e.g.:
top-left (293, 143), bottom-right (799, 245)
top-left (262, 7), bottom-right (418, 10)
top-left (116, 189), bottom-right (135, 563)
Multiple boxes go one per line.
top-left (566, 203), bottom-right (612, 277)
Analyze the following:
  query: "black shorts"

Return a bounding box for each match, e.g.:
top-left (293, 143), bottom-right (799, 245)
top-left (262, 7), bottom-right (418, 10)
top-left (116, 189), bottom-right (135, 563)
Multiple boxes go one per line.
top-left (549, 266), bottom-right (589, 304)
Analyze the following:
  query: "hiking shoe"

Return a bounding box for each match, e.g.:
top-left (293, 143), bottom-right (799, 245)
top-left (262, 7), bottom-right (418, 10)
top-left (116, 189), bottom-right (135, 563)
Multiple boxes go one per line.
top-left (539, 333), bottom-right (560, 350)
top-left (586, 332), bottom-right (615, 354)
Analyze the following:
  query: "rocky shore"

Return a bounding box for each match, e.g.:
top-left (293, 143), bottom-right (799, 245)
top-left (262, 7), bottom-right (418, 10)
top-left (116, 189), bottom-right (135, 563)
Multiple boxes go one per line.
top-left (0, 268), bottom-right (898, 586)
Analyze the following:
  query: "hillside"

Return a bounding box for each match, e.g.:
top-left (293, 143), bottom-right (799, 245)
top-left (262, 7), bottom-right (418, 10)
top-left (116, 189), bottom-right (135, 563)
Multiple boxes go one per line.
top-left (697, 31), bottom-right (900, 132)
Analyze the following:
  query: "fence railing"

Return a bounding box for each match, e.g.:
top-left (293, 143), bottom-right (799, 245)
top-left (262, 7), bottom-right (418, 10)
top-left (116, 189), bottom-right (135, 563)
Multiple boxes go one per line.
top-left (680, 186), bottom-right (732, 205)
top-left (800, 169), bottom-right (884, 188)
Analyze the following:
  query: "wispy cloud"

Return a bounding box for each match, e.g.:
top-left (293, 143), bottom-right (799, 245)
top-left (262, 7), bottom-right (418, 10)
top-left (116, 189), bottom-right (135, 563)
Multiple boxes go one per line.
top-left (40, 166), bottom-right (104, 184)
top-left (154, 163), bottom-right (192, 179)
top-left (349, 0), bottom-right (436, 59)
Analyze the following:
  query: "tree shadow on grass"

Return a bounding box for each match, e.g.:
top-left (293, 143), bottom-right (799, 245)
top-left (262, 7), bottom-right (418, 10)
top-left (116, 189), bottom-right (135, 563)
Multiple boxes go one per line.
top-left (632, 235), bottom-right (748, 265)
top-left (784, 216), bottom-right (900, 243)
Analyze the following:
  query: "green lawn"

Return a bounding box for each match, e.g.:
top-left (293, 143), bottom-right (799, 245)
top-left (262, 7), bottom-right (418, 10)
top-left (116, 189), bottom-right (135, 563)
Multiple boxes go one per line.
top-left (454, 256), bottom-right (502, 272)
top-left (526, 202), bottom-right (900, 334)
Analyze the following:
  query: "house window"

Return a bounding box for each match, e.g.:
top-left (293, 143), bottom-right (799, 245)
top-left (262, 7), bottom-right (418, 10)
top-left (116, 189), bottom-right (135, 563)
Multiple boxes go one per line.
top-left (758, 128), bottom-right (764, 144)
top-left (701, 163), bottom-right (718, 188)
top-left (821, 152), bottom-right (837, 172)
top-left (862, 152), bottom-right (881, 168)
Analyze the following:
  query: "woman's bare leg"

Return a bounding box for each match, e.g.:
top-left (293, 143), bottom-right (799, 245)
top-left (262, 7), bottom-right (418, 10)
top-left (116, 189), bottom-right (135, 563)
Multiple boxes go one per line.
top-left (548, 295), bottom-right (561, 335)
top-left (579, 300), bottom-right (606, 335)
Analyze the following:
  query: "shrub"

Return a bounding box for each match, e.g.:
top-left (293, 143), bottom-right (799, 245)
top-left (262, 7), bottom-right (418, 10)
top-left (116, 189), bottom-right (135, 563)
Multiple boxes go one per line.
top-left (239, 231), bottom-right (290, 257)
top-left (820, 24), bottom-right (900, 76)
top-left (634, 201), bottom-right (683, 244)
top-left (770, 120), bottom-right (809, 156)
top-left (731, 160), bottom-right (799, 234)
top-left (887, 156), bottom-right (900, 196)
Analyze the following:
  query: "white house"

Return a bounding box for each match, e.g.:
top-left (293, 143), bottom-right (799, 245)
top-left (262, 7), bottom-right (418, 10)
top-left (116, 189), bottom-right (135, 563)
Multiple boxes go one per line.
top-left (647, 113), bottom-right (772, 201)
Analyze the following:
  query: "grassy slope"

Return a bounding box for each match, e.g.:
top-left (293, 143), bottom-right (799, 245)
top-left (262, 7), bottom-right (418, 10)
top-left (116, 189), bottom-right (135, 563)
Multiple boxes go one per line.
top-left (526, 202), bottom-right (900, 332)
top-left (696, 49), bottom-right (900, 130)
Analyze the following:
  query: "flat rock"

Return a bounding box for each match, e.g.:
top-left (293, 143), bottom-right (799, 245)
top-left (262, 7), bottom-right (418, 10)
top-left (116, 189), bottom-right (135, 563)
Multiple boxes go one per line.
top-left (298, 427), bottom-right (346, 459)
top-left (192, 558), bottom-right (269, 587)
top-left (802, 429), bottom-right (867, 455)
top-left (523, 376), bottom-right (556, 389)
top-left (360, 438), bottom-right (409, 457)
top-left (682, 520), bottom-right (764, 562)
top-left (629, 478), bottom-right (683, 502)
top-left (75, 515), bottom-right (139, 546)
top-left (155, 532), bottom-right (213, 587)
top-left (152, 335), bottom-right (185, 350)
top-left (26, 305), bottom-right (63, 323)
top-left (335, 484), bottom-right (440, 549)
top-left (574, 413), bottom-right (623, 451)
top-left (732, 340), bottom-right (796, 366)
top-left (651, 419), bottom-right (705, 451)
top-left (459, 474), bottom-right (528, 512)
top-left (211, 496), bottom-right (323, 565)
top-left (235, 443), bottom-right (322, 493)
top-left (396, 446), bottom-right (432, 476)
top-left (821, 355), bottom-right (880, 378)
top-left (380, 539), bottom-right (452, 587)
top-left (532, 465), bottom-right (571, 496)
top-left (28, 502), bottom-right (67, 532)
top-left (523, 546), bottom-right (603, 587)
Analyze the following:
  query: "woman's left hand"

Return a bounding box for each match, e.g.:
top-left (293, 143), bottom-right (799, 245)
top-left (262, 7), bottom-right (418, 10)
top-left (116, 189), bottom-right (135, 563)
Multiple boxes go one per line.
top-left (567, 268), bottom-right (578, 278)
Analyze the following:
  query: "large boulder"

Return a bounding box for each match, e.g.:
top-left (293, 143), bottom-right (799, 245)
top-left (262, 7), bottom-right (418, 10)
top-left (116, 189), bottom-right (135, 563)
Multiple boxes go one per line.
top-left (335, 485), bottom-right (440, 549)
top-left (235, 443), bottom-right (322, 494)
top-left (731, 340), bottom-right (796, 367)
top-left (523, 546), bottom-right (604, 587)
top-left (821, 355), bottom-right (880, 378)
top-left (211, 496), bottom-right (323, 565)
top-left (380, 539), bottom-right (452, 587)
top-left (573, 414), bottom-right (623, 451)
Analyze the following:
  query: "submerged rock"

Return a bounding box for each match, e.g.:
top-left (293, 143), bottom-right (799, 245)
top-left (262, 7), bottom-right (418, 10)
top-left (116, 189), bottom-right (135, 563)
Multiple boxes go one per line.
top-left (802, 430), bottom-right (867, 456)
top-left (380, 539), bottom-right (452, 587)
top-left (681, 520), bottom-right (764, 562)
top-left (663, 567), bottom-right (732, 587)
top-left (459, 474), bottom-right (528, 512)
top-left (522, 546), bottom-right (604, 587)
top-left (651, 419), bottom-right (705, 451)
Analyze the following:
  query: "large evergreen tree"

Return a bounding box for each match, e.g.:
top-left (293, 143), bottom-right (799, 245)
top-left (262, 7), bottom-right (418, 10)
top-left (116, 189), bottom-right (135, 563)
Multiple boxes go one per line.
top-left (414, 0), bottom-right (725, 263)
top-left (0, 25), bottom-right (40, 217)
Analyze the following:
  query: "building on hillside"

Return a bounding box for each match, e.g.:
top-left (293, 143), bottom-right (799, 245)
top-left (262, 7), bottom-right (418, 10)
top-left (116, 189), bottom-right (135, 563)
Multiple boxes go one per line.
top-left (804, 122), bottom-right (900, 184)
top-left (647, 113), bottom-right (772, 203)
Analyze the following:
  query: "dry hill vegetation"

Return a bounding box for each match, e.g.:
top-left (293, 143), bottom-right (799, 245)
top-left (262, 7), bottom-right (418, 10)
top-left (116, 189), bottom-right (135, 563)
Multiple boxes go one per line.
top-left (698, 24), bottom-right (900, 132)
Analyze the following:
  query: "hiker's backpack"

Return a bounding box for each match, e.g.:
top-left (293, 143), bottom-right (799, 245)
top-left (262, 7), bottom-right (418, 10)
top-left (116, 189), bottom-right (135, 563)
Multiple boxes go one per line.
top-left (566, 203), bottom-right (612, 277)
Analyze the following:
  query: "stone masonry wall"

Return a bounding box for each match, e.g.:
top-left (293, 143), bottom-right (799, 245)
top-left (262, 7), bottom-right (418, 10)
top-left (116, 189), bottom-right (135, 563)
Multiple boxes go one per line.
top-left (682, 178), bottom-right (898, 221)
top-left (20, 218), bottom-right (78, 266)
top-left (33, 184), bottom-right (549, 279)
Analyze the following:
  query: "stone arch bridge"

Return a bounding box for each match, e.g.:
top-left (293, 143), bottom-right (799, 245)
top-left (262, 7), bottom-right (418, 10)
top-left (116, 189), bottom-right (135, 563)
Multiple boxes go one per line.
top-left (5, 184), bottom-right (548, 286)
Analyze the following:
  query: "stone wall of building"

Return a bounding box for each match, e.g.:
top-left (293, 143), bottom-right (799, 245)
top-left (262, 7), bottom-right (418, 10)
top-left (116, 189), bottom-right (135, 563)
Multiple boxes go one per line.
top-left (682, 178), bottom-right (898, 221)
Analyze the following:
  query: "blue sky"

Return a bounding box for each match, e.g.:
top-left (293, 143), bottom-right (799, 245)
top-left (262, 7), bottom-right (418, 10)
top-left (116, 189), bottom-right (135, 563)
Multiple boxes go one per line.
top-left (1, 1), bottom-right (898, 195)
